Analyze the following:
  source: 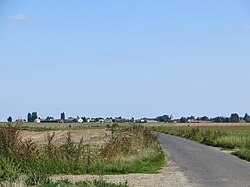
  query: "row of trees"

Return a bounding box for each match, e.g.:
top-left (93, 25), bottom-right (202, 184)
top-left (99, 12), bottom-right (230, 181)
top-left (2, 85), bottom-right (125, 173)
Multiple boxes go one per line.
top-left (26, 112), bottom-right (65, 122)
top-left (27, 112), bottom-right (38, 122)
top-left (156, 115), bottom-right (172, 123)
top-left (4, 112), bottom-right (250, 123)
top-left (211, 113), bottom-right (250, 123)
top-left (178, 113), bottom-right (250, 123)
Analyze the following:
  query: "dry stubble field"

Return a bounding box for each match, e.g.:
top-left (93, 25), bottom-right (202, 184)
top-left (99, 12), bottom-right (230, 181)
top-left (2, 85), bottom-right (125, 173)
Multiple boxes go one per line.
top-left (20, 128), bottom-right (109, 146)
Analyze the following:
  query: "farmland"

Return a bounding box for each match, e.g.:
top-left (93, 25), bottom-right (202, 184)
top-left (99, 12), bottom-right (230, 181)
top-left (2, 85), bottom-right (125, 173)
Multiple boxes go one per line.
top-left (0, 122), bottom-right (110, 130)
top-left (1, 121), bottom-right (250, 186)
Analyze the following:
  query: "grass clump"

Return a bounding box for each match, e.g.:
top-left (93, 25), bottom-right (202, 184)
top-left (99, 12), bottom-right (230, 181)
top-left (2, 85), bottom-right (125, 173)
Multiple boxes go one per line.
top-left (232, 149), bottom-right (250, 161)
top-left (101, 125), bottom-right (161, 162)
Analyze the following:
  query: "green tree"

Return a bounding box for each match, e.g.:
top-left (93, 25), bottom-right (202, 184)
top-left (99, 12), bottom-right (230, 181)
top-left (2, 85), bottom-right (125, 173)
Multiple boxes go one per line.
top-left (61, 112), bottom-right (65, 120)
top-left (7, 116), bottom-right (12, 122)
top-left (213, 116), bottom-right (226, 123)
top-left (231, 113), bottom-right (239, 123)
top-left (243, 113), bottom-right (250, 122)
top-left (46, 116), bottom-right (54, 120)
top-left (180, 117), bottom-right (188, 123)
top-left (156, 115), bottom-right (171, 123)
top-left (200, 116), bottom-right (209, 121)
top-left (27, 113), bottom-right (32, 122)
top-left (31, 112), bottom-right (38, 122)
top-left (81, 116), bottom-right (86, 122)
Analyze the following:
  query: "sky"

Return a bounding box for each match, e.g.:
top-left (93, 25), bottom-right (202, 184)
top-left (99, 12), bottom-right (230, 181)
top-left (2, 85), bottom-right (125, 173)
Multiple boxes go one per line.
top-left (0, 0), bottom-right (250, 121)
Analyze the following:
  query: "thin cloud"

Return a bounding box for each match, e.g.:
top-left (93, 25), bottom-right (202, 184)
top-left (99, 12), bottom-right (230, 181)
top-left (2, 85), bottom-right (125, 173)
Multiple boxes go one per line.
top-left (6, 15), bottom-right (36, 23)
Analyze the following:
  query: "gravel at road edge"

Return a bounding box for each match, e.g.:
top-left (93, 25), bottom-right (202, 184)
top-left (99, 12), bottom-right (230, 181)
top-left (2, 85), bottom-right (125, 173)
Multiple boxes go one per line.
top-left (51, 154), bottom-right (196, 187)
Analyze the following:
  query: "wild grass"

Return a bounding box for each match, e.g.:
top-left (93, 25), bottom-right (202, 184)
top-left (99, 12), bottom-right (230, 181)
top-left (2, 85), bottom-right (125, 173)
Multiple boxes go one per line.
top-left (101, 125), bottom-right (161, 162)
top-left (0, 123), bottom-right (164, 186)
top-left (152, 126), bottom-right (250, 162)
top-left (232, 149), bottom-right (250, 161)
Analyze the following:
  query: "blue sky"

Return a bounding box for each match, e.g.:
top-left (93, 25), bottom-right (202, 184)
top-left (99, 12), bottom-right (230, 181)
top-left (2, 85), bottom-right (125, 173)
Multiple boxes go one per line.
top-left (0, 0), bottom-right (250, 121)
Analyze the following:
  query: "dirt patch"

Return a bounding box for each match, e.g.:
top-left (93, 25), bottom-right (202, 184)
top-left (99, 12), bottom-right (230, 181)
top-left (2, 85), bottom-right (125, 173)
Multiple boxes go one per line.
top-left (50, 149), bottom-right (196, 187)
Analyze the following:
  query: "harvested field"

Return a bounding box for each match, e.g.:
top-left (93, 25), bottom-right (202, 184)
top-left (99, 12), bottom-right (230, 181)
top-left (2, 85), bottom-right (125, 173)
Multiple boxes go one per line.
top-left (20, 128), bottom-right (109, 146)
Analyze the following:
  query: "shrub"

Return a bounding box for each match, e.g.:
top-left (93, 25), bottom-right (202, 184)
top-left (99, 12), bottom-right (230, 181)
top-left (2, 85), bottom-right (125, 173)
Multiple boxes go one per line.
top-left (101, 125), bottom-right (160, 162)
top-left (0, 123), bottom-right (20, 156)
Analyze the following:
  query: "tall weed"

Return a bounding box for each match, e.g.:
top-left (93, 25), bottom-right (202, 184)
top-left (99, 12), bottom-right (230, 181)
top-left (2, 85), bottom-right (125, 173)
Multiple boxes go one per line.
top-left (101, 125), bottom-right (160, 162)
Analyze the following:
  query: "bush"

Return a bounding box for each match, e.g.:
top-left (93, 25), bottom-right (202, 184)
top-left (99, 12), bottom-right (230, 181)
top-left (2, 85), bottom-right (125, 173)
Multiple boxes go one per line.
top-left (101, 125), bottom-right (160, 162)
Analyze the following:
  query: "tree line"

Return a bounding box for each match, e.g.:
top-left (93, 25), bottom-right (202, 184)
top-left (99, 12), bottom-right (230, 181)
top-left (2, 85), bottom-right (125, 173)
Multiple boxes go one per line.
top-left (156, 113), bottom-right (250, 123)
top-left (3, 112), bottom-right (250, 123)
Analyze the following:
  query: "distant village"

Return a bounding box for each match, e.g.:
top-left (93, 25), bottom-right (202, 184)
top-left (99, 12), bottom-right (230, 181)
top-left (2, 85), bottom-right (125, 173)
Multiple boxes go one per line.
top-left (4, 112), bottom-right (250, 124)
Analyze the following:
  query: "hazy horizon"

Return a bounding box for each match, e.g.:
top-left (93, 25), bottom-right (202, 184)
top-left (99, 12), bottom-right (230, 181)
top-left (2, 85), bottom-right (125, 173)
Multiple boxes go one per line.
top-left (1, 1), bottom-right (250, 121)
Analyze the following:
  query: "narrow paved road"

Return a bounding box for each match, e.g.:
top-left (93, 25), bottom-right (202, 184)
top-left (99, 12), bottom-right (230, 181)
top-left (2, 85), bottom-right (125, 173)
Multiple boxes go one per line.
top-left (157, 133), bottom-right (250, 187)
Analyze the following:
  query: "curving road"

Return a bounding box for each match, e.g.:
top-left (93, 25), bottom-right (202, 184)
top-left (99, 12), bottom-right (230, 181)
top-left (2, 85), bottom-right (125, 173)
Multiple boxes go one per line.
top-left (157, 133), bottom-right (250, 187)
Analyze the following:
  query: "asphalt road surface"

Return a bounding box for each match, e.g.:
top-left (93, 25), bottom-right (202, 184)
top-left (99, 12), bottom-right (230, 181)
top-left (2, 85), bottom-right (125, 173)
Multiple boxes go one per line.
top-left (157, 133), bottom-right (250, 187)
